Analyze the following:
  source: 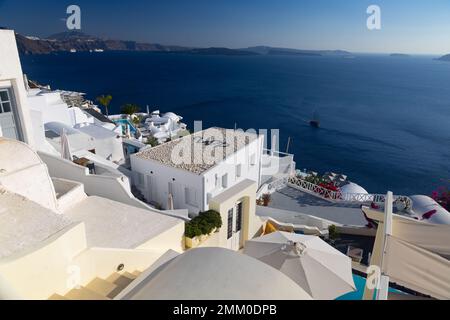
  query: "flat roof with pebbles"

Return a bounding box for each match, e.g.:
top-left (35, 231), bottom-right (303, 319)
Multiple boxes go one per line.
top-left (135, 127), bottom-right (259, 174)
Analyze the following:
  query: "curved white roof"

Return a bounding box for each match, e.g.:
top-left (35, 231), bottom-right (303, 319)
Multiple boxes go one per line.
top-left (44, 121), bottom-right (79, 136)
top-left (0, 137), bottom-right (44, 173)
top-left (162, 112), bottom-right (181, 121)
top-left (410, 195), bottom-right (450, 225)
top-left (0, 138), bottom-right (58, 211)
top-left (147, 116), bottom-right (169, 125)
top-left (124, 247), bottom-right (312, 300)
top-left (340, 182), bottom-right (368, 194)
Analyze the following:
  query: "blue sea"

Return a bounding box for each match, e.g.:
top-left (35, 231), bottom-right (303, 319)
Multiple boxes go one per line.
top-left (20, 52), bottom-right (450, 195)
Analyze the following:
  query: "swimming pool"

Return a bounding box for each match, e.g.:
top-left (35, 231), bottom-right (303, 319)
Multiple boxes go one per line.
top-left (336, 274), bottom-right (405, 300)
top-left (112, 118), bottom-right (137, 135)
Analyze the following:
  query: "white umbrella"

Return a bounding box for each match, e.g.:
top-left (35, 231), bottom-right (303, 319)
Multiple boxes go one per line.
top-left (244, 231), bottom-right (356, 300)
top-left (60, 128), bottom-right (73, 161)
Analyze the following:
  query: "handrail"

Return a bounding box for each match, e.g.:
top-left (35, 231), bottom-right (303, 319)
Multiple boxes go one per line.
top-left (262, 148), bottom-right (293, 157)
top-left (288, 176), bottom-right (412, 208)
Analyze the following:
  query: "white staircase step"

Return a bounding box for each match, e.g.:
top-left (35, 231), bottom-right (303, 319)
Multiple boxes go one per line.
top-left (65, 286), bottom-right (110, 300)
top-left (86, 277), bottom-right (122, 298)
top-left (106, 271), bottom-right (136, 289)
top-left (132, 270), bottom-right (141, 277)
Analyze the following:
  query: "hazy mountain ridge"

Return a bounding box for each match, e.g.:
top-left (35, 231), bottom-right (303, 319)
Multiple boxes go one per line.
top-left (390, 53), bottom-right (410, 57)
top-left (15, 31), bottom-right (351, 57)
top-left (242, 46), bottom-right (352, 56)
top-left (437, 54), bottom-right (450, 61)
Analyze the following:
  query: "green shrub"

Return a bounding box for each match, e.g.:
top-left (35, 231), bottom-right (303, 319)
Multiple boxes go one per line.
top-left (145, 136), bottom-right (159, 147)
top-left (184, 210), bottom-right (222, 238)
top-left (328, 225), bottom-right (339, 240)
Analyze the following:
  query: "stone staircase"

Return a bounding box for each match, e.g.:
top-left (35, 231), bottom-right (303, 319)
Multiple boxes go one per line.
top-left (48, 270), bottom-right (142, 300)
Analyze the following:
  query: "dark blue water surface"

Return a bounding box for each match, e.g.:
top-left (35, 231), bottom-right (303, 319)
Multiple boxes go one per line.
top-left (20, 52), bottom-right (450, 195)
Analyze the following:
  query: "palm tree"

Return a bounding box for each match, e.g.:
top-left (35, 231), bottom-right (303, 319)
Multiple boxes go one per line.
top-left (121, 103), bottom-right (140, 116)
top-left (96, 95), bottom-right (112, 116)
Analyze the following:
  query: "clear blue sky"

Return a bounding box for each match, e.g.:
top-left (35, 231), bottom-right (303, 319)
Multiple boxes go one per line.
top-left (1, 0), bottom-right (449, 54)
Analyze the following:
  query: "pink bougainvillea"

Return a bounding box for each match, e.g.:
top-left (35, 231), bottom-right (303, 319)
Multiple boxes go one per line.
top-left (431, 186), bottom-right (450, 211)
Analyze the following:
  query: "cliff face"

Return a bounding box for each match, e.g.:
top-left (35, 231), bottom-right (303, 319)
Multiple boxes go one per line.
top-left (15, 31), bottom-right (189, 55)
top-left (14, 31), bottom-right (351, 57)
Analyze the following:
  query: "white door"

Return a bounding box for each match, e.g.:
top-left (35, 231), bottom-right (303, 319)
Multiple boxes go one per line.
top-left (0, 89), bottom-right (20, 140)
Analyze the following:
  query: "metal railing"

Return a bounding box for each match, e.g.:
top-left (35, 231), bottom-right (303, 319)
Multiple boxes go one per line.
top-left (288, 176), bottom-right (341, 200)
top-left (288, 176), bottom-right (412, 208)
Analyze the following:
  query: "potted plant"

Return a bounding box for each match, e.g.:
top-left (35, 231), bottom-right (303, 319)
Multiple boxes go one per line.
top-left (184, 210), bottom-right (222, 248)
top-left (262, 193), bottom-right (271, 207)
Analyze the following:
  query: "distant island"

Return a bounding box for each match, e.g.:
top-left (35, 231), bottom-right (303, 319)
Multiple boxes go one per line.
top-left (437, 54), bottom-right (450, 62)
top-left (390, 53), bottom-right (410, 58)
top-left (12, 30), bottom-right (352, 57)
top-left (242, 46), bottom-right (351, 57)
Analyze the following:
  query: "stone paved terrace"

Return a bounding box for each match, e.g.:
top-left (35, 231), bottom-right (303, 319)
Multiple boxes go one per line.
top-left (268, 186), bottom-right (368, 226)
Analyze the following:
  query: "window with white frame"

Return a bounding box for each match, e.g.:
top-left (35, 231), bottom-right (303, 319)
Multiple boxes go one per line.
top-left (215, 173), bottom-right (220, 188)
top-left (250, 154), bottom-right (256, 166)
top-left (235, 164), bottom-right (242, 178)
top-left (222, 173), bottom-right (228, 188)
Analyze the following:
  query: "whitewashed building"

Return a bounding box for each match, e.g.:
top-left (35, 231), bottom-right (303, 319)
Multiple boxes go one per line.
top-left (131, 127), bottom-right (263, 213)
top-left (27, 87), bottom-right (125, 163)
top-left (131, 127), bottom-right (264, 250)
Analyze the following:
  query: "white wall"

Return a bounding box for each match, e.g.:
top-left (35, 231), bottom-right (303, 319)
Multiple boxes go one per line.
top-left (130, 155), bottom-right (203, 213)
top-left (27, 92), bottom-right (72, 125)
top-left (38, 151), bottom-right (188, 220)
top-left (0, 30), bottom-right (35, 146)
top-left (0, 222), bottom-right (87, 299)
top-left (203, 135), bottom-right (263, 210)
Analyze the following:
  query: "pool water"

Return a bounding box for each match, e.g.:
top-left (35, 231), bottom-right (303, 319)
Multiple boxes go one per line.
top-left (112, 118), bottom-right (137, 134)
top-left (336, 274), bottom-right (405, 300)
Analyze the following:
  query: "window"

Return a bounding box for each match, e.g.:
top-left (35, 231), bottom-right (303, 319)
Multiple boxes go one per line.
top-left (0, 90), bottom-right (11, 113)
top-left (136, 172), bottom-right (144, 186)
top-left (215, 174), bottom-right (220, 188)
top-left (235, 164), bottom-right (242, 178)
top-left (250, 154), bottom-right (256, 166)
top-left (222, 173), bottom-right (228, 188)
top-left (185, 187), bottom-right (197, 207)
top-left (235, 202), bottom-right (243, 232)
top-left (227, 208), bottom-right (233, 239)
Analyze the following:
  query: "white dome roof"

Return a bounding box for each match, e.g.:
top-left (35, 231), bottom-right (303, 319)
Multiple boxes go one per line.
top-left (0, 137), bottom-right (43, 173)
top-left (124, 247), bottom-right (312, 300)
top-left (162, 112), bottom-right (181, 121)
top-left (410, 195), bottom-right (450, 225)
top-left (340, 182), bottom-right (368, 194)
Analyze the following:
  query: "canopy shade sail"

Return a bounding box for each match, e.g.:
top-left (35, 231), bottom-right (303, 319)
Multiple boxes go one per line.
top-left (383, 235), bottom-right (450, 300)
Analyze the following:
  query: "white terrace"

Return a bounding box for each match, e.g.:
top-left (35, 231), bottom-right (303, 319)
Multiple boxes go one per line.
top-left (0, 137), bottom-right (185, 299)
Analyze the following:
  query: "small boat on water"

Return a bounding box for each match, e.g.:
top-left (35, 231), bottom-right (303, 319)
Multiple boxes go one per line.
top-left (309, 111), bottom-right (320, 128)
